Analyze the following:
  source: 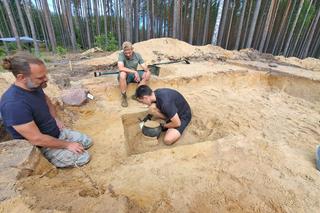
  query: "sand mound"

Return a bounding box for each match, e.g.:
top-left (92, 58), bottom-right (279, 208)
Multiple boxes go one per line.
top-left (78, 38), bottom-right (242, 67)
top-left (276, 56), bottom-right (320, 71)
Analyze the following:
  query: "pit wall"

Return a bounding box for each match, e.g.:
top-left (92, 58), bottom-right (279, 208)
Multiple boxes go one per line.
top-left (88, 69), bottom-right (320, 104)
top-left (267, 72), bottom-right (320, 103)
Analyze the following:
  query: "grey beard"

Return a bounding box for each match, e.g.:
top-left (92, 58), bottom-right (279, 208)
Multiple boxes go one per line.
top-left (27, 78), bottom-right (47, 90)
top-left (26, 78), bottom-right (40, 90)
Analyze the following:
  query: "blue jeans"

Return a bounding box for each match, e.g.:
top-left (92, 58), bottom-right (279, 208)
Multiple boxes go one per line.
top-left (41, 129), bottom-right (92, 168)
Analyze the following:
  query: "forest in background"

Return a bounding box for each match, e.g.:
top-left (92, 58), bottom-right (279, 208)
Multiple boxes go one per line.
top-left (0, 0), bottom-right (319, 59)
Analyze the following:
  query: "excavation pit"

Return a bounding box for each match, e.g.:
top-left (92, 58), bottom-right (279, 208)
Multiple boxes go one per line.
top-left (122, 111), bottom-right (229, 155)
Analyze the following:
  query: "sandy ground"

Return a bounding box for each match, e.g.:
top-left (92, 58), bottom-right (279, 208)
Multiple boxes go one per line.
top-left (1, 38), bottom-right (320, 212)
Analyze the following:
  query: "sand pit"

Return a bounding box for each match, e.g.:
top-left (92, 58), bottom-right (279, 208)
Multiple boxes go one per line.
top-left (1, 39), bottom-right (320, 212)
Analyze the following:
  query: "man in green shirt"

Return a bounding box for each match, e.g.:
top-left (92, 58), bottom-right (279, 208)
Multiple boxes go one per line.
top-left (118, 41), bottom-right (151, 107)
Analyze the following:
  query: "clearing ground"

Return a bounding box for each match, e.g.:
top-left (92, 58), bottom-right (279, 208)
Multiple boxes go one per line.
top-left (1, 38), bottom-right (320, 212)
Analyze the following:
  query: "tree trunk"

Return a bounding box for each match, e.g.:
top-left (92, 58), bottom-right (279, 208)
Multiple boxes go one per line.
top-left (278, 0), bottom-right (296, 54)
top-left (284, 0), bottom-right (304, 56)
top-left (0, 4), bottom-right (11, 37)
top-left (196, 0), bottom-right (204, 45)
top-left (116, 0), bottom-right (122, 47)
top-left (265, 0), bottom-right (280, 52)
top-left (301, 8), bottom-right (320, 58)
top-left (272, 0), bottom-right (293, 54)
top-left (142, 4), bottom-right (145, 40)
top-left (65, 0), bottom-right (77, 51)
top-left (53, 0), bottom-right (67, 48)
top-left (41, 0), bottom-right (56, 52)
top-left (189, 0), bottom-right (196, 44)
top-left (291, 0), bottom-right (314, 56)
top-left (146, 0), bottom-right (151, 39)
top-left (252, 0), bottom-right (269, 49)
top-left (311, 26), bottom-right (320, 57)
top-left (75, 0), bottom-right (86, 49)
top-left (235, 0), bottom-right (247, 49)
top-left (134, 0), bottom-right (139, 42)
top-left (35, 0), bottom-right (49, 51)
top-left (102, 0), bottom-right (108, 35)
top-left (225, 1), bottom-right (235, 49)
top-left (245, 0), bottom-right (262, 48)
top-left (217, 0), bottom-right (229, 46)
top-left (93, 0), bottom-right (100, 35)
top-left (173, 0), bottom-right (181, 39)
top-left (83, 0), bottom-right (92, 48)
top-left (259, 0), bottom-right (276, 52)
top-left (15, 0), bottom-right (28, 36)
top-left (125, 0), bottom-right (132, 41)
top-left (3, 0), bottom-right (22, 49)
top-left (60, 0), bottom-right (71, 48)
top-left (211, 0), bottom-right (223, 45)
top-left (241, 0), bottom-right (253, 49)
top-left (202, 0), bottom-right (211, 45)
top-left (150, 0), bottom-right (154, 38)
top-left (24, 0), bottom-right (40, 56)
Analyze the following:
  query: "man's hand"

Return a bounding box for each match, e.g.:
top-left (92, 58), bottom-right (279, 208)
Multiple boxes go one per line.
top-left (55, 118), bottom-right (65, 130)
top-left (160, 122), bottom-right (168, 132)
top-left (66, 142), bottom-right (84, 154)
top-left (134, 71), bottom-right (140, 82)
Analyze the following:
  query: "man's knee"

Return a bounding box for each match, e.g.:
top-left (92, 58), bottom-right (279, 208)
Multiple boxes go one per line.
top-left (119, 71), bottom-right (127, 80)
top-left (163, 130), bottom-right (181, 145)
top-left (163, 137), bottom-right (177, 145)
top-left (145, 71), bottom-right (151, 80)
top-left (60, 129), bottom-right (93, 149)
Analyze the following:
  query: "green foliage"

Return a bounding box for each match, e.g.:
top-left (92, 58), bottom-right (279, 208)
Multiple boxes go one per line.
top-left (0, 47), bottom-right (7, 72)
top-left (0, 47), bottom-right (6, 58)
top-left (56, 46), bottom-right (67, 56)
top-left (6, 43), bottom-right (17, 51)
top-left (77, 43), bottom-right (82, 50)
top-left (94, 33), bottom-right (118, 51)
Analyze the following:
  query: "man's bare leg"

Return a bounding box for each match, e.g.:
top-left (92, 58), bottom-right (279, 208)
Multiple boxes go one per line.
top-left (119, 72), bottom-right (128, 107)
top-left (163, 129), bottom-right (181, 145)
top-left (138, 71), bottom-right (151, 86)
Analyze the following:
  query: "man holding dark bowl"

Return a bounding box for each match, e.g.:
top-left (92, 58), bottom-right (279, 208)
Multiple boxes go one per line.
top-left (135, 85), bottom-right (192, 145)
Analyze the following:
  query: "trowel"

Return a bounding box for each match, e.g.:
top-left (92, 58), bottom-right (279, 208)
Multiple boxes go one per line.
top-left (139, 114), bottom-right (153, 129)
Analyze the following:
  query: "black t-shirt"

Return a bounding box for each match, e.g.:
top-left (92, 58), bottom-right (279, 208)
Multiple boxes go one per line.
top-left (0, 85), bottom-right (60, 139)
top-left (154, 88), bottom-right (191, 120)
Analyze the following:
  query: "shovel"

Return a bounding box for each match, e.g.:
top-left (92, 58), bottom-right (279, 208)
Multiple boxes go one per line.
top-left (94, 68), bottom-right (160, 77)
top-left (151, 59), bottom-right (190, 66)
top-left (94, 59), bottom-right (190, 77)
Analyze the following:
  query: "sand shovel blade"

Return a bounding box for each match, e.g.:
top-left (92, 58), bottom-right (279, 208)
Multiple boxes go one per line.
top-left (147, 65), bottom-right (160, 76)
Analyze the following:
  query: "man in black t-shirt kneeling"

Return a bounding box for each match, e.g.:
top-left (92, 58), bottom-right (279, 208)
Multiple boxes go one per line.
top-left (135, 85), bottom-right (192, 145)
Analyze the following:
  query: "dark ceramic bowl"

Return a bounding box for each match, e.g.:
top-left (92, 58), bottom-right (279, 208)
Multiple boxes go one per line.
top-left (142, 121), bottom-right (161, 137)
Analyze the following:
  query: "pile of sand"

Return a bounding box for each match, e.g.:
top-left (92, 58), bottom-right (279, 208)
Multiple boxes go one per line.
top-left (78, 38), bottom-right (244, 67)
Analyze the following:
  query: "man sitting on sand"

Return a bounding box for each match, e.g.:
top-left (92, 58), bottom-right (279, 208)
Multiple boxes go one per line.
top-left (118, 41), bottom-right (151, 107)
top-left (0, 53), bottom-right (92, 168)
top-left (135, 85), bottom-right (192, 145)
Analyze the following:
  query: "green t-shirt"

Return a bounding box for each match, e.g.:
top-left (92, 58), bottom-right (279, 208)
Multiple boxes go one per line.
top-left (118, 51), bottom-right (144, 70)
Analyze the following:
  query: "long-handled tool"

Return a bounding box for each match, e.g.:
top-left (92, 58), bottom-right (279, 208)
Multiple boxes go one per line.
top-left (94, 59), bottom-right (190, 77)
top-left (94, 68), bottom-right (160, 77)
top-left (151, 59), bottom-right (190, 66)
